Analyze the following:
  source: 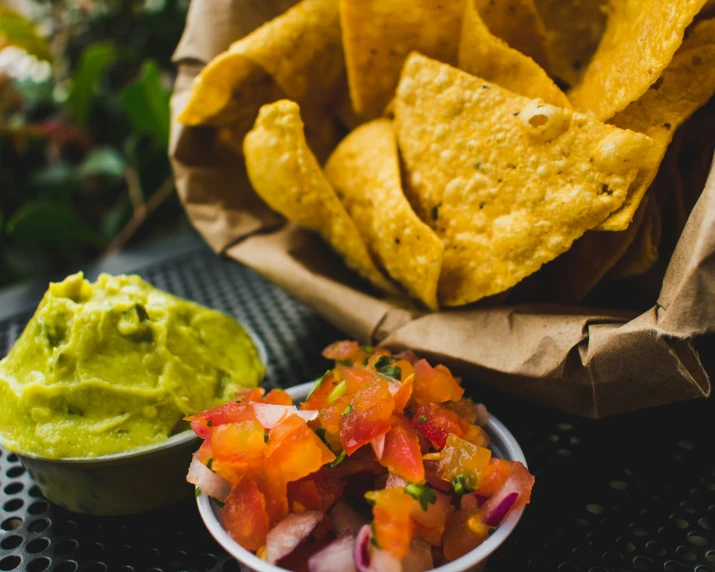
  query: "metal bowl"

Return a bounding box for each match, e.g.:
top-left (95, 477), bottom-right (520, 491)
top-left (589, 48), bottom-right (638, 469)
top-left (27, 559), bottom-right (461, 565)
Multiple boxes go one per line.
top-left (197, 381), bottom-right (529, 572)
top-left (5, 328), bottom-right (267, 516)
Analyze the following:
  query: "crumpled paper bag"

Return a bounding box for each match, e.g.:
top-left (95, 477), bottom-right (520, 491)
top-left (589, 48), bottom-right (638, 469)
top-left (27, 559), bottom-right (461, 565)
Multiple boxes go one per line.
top-left (169, 0), bottom-right (712, 418)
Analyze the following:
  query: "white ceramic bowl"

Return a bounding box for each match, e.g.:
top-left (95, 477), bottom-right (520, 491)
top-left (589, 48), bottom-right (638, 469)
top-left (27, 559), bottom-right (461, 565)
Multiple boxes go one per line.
top-left (197, 380), bottom-right (529, 572)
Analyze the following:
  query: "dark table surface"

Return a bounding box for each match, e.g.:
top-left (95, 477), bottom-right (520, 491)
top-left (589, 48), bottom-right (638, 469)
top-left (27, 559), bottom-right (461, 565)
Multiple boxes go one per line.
top-left (0, 232), bottom-right (713, 572)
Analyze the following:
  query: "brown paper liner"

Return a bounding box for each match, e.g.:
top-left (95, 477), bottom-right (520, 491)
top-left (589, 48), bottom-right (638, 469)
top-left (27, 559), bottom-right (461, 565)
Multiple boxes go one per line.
top-left (170, 0), bottom-right (712, 418)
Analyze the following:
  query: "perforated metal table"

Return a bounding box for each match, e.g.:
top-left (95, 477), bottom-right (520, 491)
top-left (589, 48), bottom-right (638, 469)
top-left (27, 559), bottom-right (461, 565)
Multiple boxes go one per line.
top-left (0, 232), bottom-right (713, 572)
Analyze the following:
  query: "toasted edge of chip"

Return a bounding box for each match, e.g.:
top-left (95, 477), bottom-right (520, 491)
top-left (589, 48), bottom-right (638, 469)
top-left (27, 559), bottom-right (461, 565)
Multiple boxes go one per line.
top-left (597, 43), bottom-right (715, 230)
top-left (569, 0), bottom-right (708, 121)
top-left (474, 0), bottom-right (550, 70)
top-left (243, 100), bottom-right (397, 294)
top-left (459, 0), bottom-right (571, 108)
top-left (325, 119), bottom-right (444, 309)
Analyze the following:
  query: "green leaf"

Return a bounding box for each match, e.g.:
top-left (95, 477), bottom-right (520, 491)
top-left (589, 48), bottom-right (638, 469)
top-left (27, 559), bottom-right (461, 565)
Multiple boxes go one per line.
top-left (120, 60), bottom-right (170, 148)
top-left (329, 450), bottom-right (347, 468)
top-left (6, 201), bottom-right (103, 249)
top-left (404, 483), bottom-right (437, 511)
top-left (66, 43), bottom-right (117, 126)
top-left (0, 7), bottom-right (52, 61)
top-left (78, 147), bottom-right (126, 178)
top-left (374, 355), bottom-right (401, 380)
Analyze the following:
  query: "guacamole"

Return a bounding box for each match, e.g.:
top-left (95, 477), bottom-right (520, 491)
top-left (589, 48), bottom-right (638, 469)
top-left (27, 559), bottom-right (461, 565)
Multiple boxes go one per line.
top-left (0, 273), bottom-right (264, 459)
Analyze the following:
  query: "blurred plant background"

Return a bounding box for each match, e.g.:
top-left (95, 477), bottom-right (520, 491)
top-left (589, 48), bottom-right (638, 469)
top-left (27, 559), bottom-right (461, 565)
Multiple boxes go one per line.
top-left (0, 0), bottom-right (190, 287)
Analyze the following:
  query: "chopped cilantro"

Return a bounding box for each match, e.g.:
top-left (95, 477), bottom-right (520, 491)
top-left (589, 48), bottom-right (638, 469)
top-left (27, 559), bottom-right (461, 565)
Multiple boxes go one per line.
top-left (337, 358), bottom-right (351, 366)
top-left (328, 379), bottom-right (348, 403)
top-left (214, 499), bottom-right (225, 508)
top-left (363, 357), bottom-right (369, 366)
top-left (206, 458), bottom-right (214, 471)
top-left (370, 522), bottom-right (380, 547)
top-left (405, 483), bottom-right (437, 511)
top-left (451, 474), bottom-right (475, 496)
top-left (264, 433), bottom-right (269, 443)
top-left (329, 449), bottom-right (347, 468)
top-left (374, 355), bottom-right (401, 379)
top-left (405, 409), bottom-right (415, 420)
top-left (306, 370), bottom-right (331, 401)
top-left (416, 414), bottom-right (428, 424)
top-left (195, 487), bottom-right (201, 498)
top-left (207, 419), bottom-right (213, 427)
top-left (315, 427), bottom-right (327, 444)
top-left (342, 404), bottom-right (352, 416)
top-left (363, 345), bottom-right (375, 353)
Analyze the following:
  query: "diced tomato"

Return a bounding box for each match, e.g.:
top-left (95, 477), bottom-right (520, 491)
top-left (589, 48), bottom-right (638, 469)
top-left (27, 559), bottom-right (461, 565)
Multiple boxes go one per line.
top-left (445, 398), bottom-right (479, 424)
top-left (423, 461), bottom-right (452, 492)
top-left (365, 487), bottom-right (415, 559)
top-left (288, 473), bottom-right (346, 512)
top-left (240, 387), bottom-right (265, 402)
top-left (322, 340), bottom-right (360, 360)
top-left (223, 477), bottom-right (270, 551)
top-left (195, 437), bottom-right (213, 465)
top-left (410, 360), bottom-right (464, 407)
top-left (462, 424), bottom-right (490, 448)
top-left (302, 371), bottom-right (338, 412)
top-left (392, 375), bottom-right (413, 414)
top-left (395, 359), bottom-right (415, 383)
top-left (474, 458), bottom-right (513, 497)
top-left (185, 401), bottom-right (256, 439)
top-left (412, 402), bottom-right (469, 449)
top-left (435, 434), bottom-right (491, 491)
top-left (379, 416), bottom-right (424, 483)
top-left (267, 415), bottom-right (336, 484)
top-left (211, 420), bottom-right (267, 482)
top-left (259, 474), bottom-right (289, 526)
top-left (411, 489), bottom-right (453, 546)
top-left (340, 379), bottom-right (395, 455)
top-left (442, 509), bottom-right (489, 561)
top-left (263, 388), bottom-right (294, 406)
top-left (394, 349), bottom-right (418, 364)
top-left (333, 364), bottom-right (378, 393)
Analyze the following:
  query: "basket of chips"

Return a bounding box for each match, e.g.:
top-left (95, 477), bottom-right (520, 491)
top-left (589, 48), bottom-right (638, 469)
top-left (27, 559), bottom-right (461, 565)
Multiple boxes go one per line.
top-left (170, 0), bottom-right (715, 418)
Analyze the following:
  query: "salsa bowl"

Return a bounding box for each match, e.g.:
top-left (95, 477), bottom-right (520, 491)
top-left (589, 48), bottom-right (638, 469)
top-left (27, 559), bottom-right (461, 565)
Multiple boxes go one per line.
top-left (197, 380), bottom-right (529, 572)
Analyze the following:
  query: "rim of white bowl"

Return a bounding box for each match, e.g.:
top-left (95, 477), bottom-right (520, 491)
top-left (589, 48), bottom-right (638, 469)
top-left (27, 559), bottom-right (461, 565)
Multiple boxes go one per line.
top-left (197, 379), bottom-right (529, 572)
top-left (7, 325), bottom-right (268, 465)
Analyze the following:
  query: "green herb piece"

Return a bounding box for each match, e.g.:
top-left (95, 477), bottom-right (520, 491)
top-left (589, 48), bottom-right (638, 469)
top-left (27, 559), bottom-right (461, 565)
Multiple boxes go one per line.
top-left (405, 409), bottom-right (415, 420)
top-left (315, 427), bottom-right (327, 444)
top-left (306, 370), bottom-right (331, 401)
top-left (206, 458), bottom-right (214, 471)
top-left (329, 449), bottom-right (347, 468)
top-left (328, 379), bottom-right (348, 403)
top-left (195, 487), bottom-right (201, 498)
top-left (451, 474), bottom-right (476, 496)
top-left (405, 483), bottom-right (437, 511)
top-left (342, 404), bottom-right (352, 416)
top-left (370, 522), bottom-right (380, 548)
top-left (214, 499), bottom-right (225, 508)
top-left (363, 357), bottom-right (369, 366)
top-left (363, 345), bottom-right (375, 353)
top-left (264, 433), bottom-right (269, 443)
top-left (416, 414), bottom-right (428, 424)
top-left (207, 419), bottom-right (213, 427)
top-left (374, 355), bottom-right (401, 379)
top-left (337, 358), bottom-right (352, 366)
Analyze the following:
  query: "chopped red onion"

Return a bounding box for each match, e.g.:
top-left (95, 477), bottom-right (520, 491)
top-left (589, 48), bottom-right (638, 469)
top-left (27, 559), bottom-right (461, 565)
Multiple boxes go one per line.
top-left (401, 537), bottom-right (433, 572)
top-left (251, 403), bottom-right (318, 430)
top-left (186, 456), bottom-right (230, 503)
top-left (354, 525), bottom-right (401, 572)
top-left (265, 510), bottom-right (323, 564)
top-left (371, 434), bottom-right (386, 460)
top-left (330, 499), bottom-right (368, 535)
top-left (308, 534), bottom-right (357, 572)
top-left (483, 491), bottom-right (519, 527)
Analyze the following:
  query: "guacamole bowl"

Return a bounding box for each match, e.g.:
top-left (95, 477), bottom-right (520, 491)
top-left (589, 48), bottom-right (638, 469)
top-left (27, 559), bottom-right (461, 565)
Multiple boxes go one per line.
top-left (4, 329), bottom-right (267, 517)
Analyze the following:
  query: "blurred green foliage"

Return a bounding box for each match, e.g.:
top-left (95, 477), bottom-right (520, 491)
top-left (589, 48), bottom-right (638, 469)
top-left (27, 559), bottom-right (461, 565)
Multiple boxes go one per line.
top-left (0, 0), bottom-right (190, 287)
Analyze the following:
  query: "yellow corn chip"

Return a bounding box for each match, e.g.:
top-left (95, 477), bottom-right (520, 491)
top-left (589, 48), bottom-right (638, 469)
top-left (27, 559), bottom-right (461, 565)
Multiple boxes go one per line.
top-left (533, 0), bottom-right (607, 88)
top-left (597, 44), bottom-right (715, 230)
top-left (243, 100), bottom-right (397, 294)
top-left (325, 120), bottom-right (444, 309)
top-left (459, 0), bottom-right (571, 108)
top-left (610, 198), bottom-right (661, 278)
top-left (339, 0), bottom-right (465, 119)
top-left (394, 54), bottom-right (652, 306)
top-left (178, 0), bottom-right (343, 126)
top-left (569, 0), bottom-right (707, 121)
top-left (681, 17), bottom-right (715, 51)
top-left (474, 0), bottom-right (549, 69)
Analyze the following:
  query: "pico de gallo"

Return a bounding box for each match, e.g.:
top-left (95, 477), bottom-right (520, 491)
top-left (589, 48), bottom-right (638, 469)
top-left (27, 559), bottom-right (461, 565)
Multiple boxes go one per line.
top-left (186, 341), bottom-right (534, 571)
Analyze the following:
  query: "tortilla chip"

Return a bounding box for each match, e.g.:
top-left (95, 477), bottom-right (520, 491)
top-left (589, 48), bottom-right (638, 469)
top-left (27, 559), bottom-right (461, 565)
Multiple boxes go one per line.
top-left (681, 17), bottom-right (715, 51)
top-left (533, 0), bottom-right (607, 89)
top-left (473, 0), bottom-right (549, 69)
top-left (394, 54), bottom-right (652, 306)
top-left (597, 44), bottom-right (715, 230)
top-left (243, 100), bottom-right (397, 294)
top-left (339, 0), bottom-right (464, 119)
top-left (178, 0), bottom-right (343, 127)
top-left (459, 0), bottom-right (571, 108)
top-left (324, 120), bottom-right (444, 309)
top-left (610, 198), bottom-right (662, 278)
top-left (569, 0), bottom-right (707, 121)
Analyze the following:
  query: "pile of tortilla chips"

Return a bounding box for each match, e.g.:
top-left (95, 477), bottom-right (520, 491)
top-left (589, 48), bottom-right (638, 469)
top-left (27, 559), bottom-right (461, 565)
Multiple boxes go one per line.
top-left (178, 0), bottom-right (715, 309)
